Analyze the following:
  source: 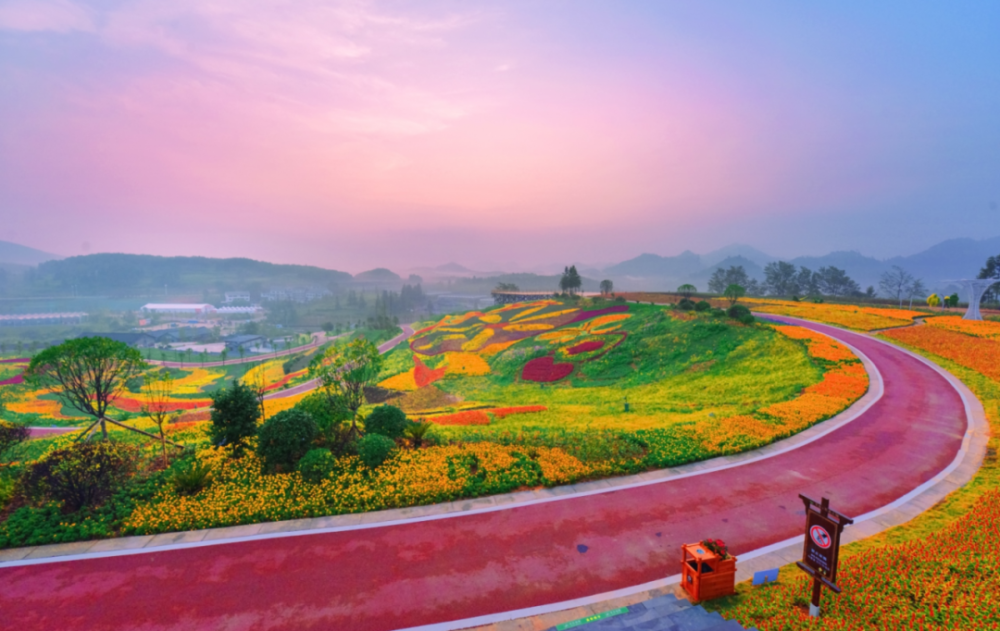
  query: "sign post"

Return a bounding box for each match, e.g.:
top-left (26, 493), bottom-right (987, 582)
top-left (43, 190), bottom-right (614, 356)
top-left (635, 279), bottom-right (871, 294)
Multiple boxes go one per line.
top-left (796, 495), bottom-right (853, 618)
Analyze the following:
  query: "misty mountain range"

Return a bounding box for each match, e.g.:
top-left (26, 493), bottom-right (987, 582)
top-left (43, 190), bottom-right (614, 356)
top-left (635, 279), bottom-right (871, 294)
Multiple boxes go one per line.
top-left (1, 237), bottom-right (997, 297)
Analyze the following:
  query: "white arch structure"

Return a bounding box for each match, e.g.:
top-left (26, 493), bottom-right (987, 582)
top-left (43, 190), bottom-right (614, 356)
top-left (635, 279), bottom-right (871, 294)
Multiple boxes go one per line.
top-left (954, 279), bottom-right (1000, 320)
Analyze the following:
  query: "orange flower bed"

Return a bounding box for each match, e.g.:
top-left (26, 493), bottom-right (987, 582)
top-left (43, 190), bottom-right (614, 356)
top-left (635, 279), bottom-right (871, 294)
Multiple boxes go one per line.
top-left (426, 410), bottom-right (491, 426)
top-left (924, 315), bottom-right (1000, 340)
top-left (881, 325), bottom-right (1000, 382)
top-left (490, 405), bottom-right (547, 419)
top-left (773, 325), bottom-right (857, 362)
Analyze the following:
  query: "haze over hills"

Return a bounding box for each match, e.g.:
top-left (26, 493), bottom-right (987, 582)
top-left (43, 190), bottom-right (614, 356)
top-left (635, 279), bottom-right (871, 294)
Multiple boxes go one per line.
top-left (0, 236), bottom-right (997, 299)
top-left (0, 240), bottom-right (61, 267)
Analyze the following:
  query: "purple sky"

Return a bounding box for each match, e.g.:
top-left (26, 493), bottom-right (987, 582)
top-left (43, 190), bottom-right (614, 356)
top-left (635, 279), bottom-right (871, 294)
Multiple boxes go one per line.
top-left (1, 1), bottom-right (998, 272)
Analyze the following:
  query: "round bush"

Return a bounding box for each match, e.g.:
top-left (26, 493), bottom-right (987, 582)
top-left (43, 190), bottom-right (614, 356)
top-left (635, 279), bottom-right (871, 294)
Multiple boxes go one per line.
top-left (356, 433), bottom-right (396, 469)
top-left (297, 448), bottom-right (337, 483)
top-left (21, 441), bottom-right (137, 512)
top-left (364, 405), bottom-right (409, 439)
top-left (257, 408), bottom-right (318, 472)
top-left (695, 300), bottom-right (711, 312)
top-left (677, 298), bottom-right (696, 311)
top-left (727, 304), bottom-right (751, 320)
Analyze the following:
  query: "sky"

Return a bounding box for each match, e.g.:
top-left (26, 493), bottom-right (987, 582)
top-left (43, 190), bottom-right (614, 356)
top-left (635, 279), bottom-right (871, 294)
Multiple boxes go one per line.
top-left (1, 1), bottom-right (999, 273)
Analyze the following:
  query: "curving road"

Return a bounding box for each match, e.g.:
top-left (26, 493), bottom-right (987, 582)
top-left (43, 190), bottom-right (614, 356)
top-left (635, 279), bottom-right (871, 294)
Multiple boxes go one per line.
top-left (0, 318), bottom-right (970, 631)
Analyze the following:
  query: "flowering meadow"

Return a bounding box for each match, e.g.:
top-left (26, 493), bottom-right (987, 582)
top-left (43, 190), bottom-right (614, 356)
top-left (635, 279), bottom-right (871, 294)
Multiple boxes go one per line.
top-left (0, 299), bottom-right (874, 547)
top-left (708, 315), bottom-right (1000, 630)
top-left (923, 314), bottom-right (1000, 340)
top-left (617, 293), bottom-right (925, 332)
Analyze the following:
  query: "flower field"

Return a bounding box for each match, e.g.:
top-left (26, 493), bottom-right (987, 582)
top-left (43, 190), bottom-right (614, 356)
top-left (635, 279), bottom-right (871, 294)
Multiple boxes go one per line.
top-left (0, 298), bottom-right (875, 548)
top-left (923, 315), bottom-right (1000, 340)
top-left (746, 300), bottom-right (925, 332)
top-left (122, 441), bottom-right (593, 534)
top-left (707, 312), bottom-right (1000, 630)
top-left (881, 325), bottom-right (1000, 382)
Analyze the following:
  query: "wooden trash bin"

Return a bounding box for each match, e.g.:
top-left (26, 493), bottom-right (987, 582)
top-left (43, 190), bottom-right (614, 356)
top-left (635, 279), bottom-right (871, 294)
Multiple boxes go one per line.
top-left (680, 542), bottom-right (737, 602)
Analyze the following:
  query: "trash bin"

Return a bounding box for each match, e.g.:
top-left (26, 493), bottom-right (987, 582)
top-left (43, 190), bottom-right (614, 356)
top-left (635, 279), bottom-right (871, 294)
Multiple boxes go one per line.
top-left (680, 542), bottom-right (737, 602)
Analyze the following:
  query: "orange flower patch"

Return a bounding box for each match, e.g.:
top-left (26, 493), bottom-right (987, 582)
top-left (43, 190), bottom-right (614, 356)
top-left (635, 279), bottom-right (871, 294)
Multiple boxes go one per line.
top-left (924, 315), bottom-right (1000, 340)
top-left (773, 325), bottom-right (856, 362)
top-left (426, 410), bottom-right (490, 426)
top-left (882, 325), bottom-right (1000, 382)
top-left (489, 405), bottom-right (547, 419)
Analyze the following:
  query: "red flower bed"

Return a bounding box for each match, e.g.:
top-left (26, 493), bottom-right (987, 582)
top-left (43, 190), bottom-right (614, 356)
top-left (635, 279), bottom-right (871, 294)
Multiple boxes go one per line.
top-left (489, 405), bottom-right (547, 419)
top-left (567, 340), bottom-right (605, 356)
top-left (426, 410), bottom-right (490, 426)
top-left (521, 356), bottom-right (574, 382)
top-left (413, 356), bottom-right (446, 387)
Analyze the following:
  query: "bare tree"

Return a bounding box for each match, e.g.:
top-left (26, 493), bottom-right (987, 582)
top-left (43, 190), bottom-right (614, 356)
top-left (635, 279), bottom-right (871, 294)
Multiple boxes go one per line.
top-left (141, 370), bottom-right (183, 465)
top-left (879, 266), bottom-right (915, 307)
top-left (906, 278), bottom-right (928, 309)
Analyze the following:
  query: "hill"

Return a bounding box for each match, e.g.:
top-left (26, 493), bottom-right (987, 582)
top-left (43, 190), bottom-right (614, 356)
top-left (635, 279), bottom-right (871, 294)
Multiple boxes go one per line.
top-left (0, 240), bottom-right (60, 266)
top-left (32, 254), bottom-right (353, 297)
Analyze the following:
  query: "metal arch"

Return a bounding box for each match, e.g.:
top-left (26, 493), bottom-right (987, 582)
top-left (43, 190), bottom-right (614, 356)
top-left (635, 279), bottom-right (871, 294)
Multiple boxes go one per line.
top-left (946, 279), bottom-right (1000, 321)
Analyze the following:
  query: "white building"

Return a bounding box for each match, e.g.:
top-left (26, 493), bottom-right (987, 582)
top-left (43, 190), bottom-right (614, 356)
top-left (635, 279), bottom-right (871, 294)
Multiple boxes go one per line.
top-left (223, 292), bottom-right (251, 303)
top-left (140, 303), bottom-right (218, 315)
top-left (216, 305), bottom-right (262, 314)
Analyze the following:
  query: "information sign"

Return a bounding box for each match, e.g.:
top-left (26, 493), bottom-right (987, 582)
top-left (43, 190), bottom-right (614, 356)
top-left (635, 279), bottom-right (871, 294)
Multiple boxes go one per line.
top-left (796, 494), bottom-right (853, 618)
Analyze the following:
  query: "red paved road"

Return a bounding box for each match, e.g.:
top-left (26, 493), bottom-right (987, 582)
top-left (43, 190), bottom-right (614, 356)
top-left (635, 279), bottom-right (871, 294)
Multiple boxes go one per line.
top-left (0, 320), bottom-right (968, 631)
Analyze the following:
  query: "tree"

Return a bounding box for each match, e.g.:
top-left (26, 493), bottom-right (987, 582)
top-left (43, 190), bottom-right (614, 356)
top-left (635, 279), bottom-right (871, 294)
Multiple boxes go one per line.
top-left (141, 370), bottom-right (182, 465)
top-left (723, 284), bottom-right (746, 306)
top-left (495, 282), bottom-right (519, 292)
top-left (209, 381), bottom-right (261, 452)
top-left (677, 284), bottom-right (696, 299)
top-left (322, 322), bottom-right (334, 336)
top-left (26, 337), bottom-right (147, 441)
top-left (257, 408), bottom-right (318, 472)
top-left (600, 279), bottom-right (614, 295)
top-left (795, 266), bottom-right (819, 297)
top-left (220, 348), bottom-right (229, 365)
top-left (709, 266), bottom-right (758, 295)
top-left (308, 338), bottom-right (384, 438)
top-left (978, 254), bottom-right (1000, 304)
top-left (879, 266), bottom-right (915, 307)
top-left (763, 261), bottom-right (799, 296)
top-left (927, 293), bottom-right (941, 309)
top-left (906, 278), bottom-right (928, 309)
top-left (817, 266), bottom-right (861, 297)
top-left (559, 266), bottom-right (582, 295)
top-left (0, 419), bottom-right (30, 460)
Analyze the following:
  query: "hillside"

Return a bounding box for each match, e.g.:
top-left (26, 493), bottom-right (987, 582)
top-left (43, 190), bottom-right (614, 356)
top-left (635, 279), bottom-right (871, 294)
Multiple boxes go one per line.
top-left (31, 254), bottom-right (353, 297)
top-left (0, 240), bottom-right (60, 266)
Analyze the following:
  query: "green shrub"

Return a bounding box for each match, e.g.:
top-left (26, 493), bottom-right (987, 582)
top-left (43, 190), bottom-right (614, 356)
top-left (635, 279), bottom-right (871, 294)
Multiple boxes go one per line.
top-left (297, 448), bottom-right (336, 483)
top-left (171, 457), bottom-right (213, 496)
top-left (295, 392), bottom-right (351, 434)
top-left (21, 442), bottom-right (137, 513)
top-left (209, 381), bottom-right (261, 451)
top-left (356, 433), bottom-right (396, 468)
top-left (0, 420), bottom-right (30, 459)
top-left (257, 408), bottom-right (318, 472)
top-left (695, 300), bottom-right (711, 312)
top-left (727, 304), bottom-right (751, 320)
top-left (403, 421), bottom-right (434, 448)
top-left (677, 298), bottom-right (696, 311)
top-left (364, 405), bottom-right (409, 439)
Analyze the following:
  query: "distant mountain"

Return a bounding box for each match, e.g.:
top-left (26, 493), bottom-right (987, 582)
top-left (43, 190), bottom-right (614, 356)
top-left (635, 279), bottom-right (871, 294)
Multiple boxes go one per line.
top-left (604, 251), bottom-right (703, 278)
top-left (888, 237), bottom-right (1000, 282)
top-left (442, 273), bottom-right (599, 294)
top-left (355, 268), bottom-right (401, 282)
top-left (34, 254), bottom-right (352, 297)
top-left (435, 262), bottom-right (472, 273)
top-left (689, 256), bottom-right (765, 285)
top-left (0, 240), bottom-right (60, 266)
top-left (601, 236), bottom-right (1000, 293)
top-left (700, 244), bottom-right (774, 269)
